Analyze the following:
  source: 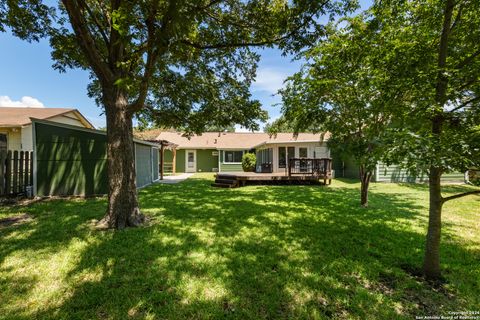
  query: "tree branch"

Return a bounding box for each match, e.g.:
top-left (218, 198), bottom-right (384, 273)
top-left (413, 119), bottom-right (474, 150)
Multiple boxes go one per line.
top-left (180, 9), bottom-right (318, 51)
top-left (180, 38), bottom-right (282, 50)
top-left (450, 2), bottom-right (463, 31)
top-left (61, 0), bottom-right (113, 85)
top-left (128, 0), bottom-right (176, 114)
top-left (187, 0), bottom-right (225, 13)
top-left (455, 47), bottom-right (480, 69)
top-left (78, 0), bottom-right (110, 47)
top-left (448, 95), bottom-right (480, 113)
top-left (443, 189), bottom-right (480, 202)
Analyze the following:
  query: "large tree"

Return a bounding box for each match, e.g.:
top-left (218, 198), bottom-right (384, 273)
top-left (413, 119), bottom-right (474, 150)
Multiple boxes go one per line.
top-left (2, 0), bottom-right (354, 229)
top-left (277, 16), bottom-right (394, 206)
top-left (278, 0), bottom-right (480, 280)
top-left (372, 0), bottom-right (480, 280)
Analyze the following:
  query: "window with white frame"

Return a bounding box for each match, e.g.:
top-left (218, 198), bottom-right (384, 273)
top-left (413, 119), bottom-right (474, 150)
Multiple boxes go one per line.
top-left (223, 150), bottom-right (243, 163)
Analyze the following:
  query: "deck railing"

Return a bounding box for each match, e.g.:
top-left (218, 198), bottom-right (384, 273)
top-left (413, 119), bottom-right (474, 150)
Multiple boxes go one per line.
top-left (288, 158), bottom-right (332, 178)
top-left (163, 161), bottom-right (174, 173)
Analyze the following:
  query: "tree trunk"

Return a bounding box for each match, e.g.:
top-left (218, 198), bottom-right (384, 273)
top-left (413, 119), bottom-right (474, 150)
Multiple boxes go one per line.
top-left (97, 89), bottom-right (145, 229)
top-left (421, 0), bottom-right (454, 279)
top-left (359, 165), bottom-right (372, 207)
top-left (423, 166), bottom-right (444, 280)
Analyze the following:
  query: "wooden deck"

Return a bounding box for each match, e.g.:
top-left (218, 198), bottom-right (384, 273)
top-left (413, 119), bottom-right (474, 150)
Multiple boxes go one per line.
top-left (213, 171), bottom-right (332, 188)
top-left (212, 158), bottom-right (333, 188)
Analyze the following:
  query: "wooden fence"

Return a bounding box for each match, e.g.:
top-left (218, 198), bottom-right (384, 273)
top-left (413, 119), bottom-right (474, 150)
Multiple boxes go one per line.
top-left (0, 150), bottom-right (33, 196)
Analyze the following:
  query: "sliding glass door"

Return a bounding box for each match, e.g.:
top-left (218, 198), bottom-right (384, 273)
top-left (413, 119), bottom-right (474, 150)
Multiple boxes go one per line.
top-left (278, 146), bottom-right (296, 169)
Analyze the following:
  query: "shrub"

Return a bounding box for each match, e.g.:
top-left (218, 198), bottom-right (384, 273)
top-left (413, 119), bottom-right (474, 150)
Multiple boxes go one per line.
top-left (242, 152), bottom-right (256, 172)
top-left (469, 169), bottom-right (480, 186)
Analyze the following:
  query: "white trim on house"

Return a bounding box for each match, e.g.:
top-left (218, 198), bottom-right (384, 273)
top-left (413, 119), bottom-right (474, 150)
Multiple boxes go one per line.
top-left (222, 150), bottom-right (244, 164)
top-left (256, 142), bottom-right (330, 173)
top-left (253, 140), bottom-right (322, 149)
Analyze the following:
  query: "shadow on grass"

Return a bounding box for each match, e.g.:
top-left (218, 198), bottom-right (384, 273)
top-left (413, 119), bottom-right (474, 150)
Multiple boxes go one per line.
top-left (397, 181), bottom-right (480, 195)
top-left (1, 176), bottom-right (478, 319)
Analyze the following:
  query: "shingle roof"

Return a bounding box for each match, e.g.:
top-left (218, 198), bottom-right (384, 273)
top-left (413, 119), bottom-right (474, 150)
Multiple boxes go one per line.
top-left (155, 131), bottom-right (330, 149)
top-left (133, 128), bottom-right (167, 141)
top-left (0, 107), bottom-right (87, 127)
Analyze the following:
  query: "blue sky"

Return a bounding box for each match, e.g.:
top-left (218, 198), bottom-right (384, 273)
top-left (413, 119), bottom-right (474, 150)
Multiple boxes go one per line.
top-left (0, 1), bottom-right (370, 130)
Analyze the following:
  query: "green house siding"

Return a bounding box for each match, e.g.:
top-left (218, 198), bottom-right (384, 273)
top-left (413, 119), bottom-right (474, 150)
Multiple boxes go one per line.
top-left (331, 153), bottom-right (465, 183)
top-left (375, 164), bottom-right (464, 183)
top-left (219, 150), bottom-right (245, 172)
top-left (196, 149), bottom-right (218, 172)
top-left (331, 152), bottom-right (359, 179)
top-left (375, 163), bottom-right (422, 183)
top-left (163, 149), bottom-right (186, 172)
top-left (220, 163), bottom-right (243, 172)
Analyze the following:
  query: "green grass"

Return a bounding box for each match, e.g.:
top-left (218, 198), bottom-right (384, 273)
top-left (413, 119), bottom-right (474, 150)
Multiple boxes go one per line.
top-left (0, 174), bottom-right (479, 319)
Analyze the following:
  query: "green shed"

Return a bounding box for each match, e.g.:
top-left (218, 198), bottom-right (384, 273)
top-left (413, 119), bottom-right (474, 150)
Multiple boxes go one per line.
top-left (32, 119), bottom-right (160, 197)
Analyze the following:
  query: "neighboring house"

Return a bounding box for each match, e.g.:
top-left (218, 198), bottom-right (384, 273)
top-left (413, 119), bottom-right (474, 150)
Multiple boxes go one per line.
top-left (156, 132), bottom-right (330, 173)
top-left (333, 155), bottom-right (466, 183)
top-left (0, 107), bottom-right (94, 151)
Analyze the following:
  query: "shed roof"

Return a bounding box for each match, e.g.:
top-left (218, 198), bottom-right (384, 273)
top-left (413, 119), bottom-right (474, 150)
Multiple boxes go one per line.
top-left (155, 131), bottom-right (329, 149)
top-left (0, 107), bottom-right (94, 128)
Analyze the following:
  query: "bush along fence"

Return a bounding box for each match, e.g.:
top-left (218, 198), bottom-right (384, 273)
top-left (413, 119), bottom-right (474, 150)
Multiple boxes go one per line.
top-left (0, 150), bottom-right (33, 196)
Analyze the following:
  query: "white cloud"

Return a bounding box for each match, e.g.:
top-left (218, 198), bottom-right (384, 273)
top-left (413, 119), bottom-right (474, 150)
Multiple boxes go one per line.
top-left (252, 68), bottom-right (289, 94)
top-left (0, 96), bottom-right (45, 108)
top-left (234, 125), bottom-right (260, 133)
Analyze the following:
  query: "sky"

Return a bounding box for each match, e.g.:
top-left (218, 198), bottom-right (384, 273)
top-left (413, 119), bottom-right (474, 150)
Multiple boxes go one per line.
top-left (0, 1), bottom-right (370, 131)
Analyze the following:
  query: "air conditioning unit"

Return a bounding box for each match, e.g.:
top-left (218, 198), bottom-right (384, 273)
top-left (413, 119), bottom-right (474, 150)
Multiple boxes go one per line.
top-left (212, 167), bottom-right (219, 172)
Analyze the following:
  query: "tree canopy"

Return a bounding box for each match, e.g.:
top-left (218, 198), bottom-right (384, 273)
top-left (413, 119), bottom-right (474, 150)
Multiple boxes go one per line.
top-left (371, 0), bottom-right (480, 279)
top-left (278, 16), bottom-right (395, 206)
top-left (276, 0), bottom-right (480, 279)
top-left (1, 0), bottom-right (356, 229)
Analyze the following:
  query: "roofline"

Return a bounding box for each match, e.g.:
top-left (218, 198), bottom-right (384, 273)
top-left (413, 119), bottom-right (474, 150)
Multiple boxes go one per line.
top-left (30, 118), bottom-right (161, 147)
top-left (156, 132), bottom-right (329, 150)
top-left (5, 108), bottom-right (96, 128)
top-left (175, 147), bottom-right (218, 150)
top-left (71, 109), bottom-right (95, 129)
top-left (252, 139), bottom-right (326, 149)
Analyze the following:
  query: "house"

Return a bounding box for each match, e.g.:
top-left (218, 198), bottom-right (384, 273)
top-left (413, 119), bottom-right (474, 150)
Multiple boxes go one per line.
top-left (155, 131), bottom-right (330, 174)
top-left (0, 107), bottom-right (94, 151)
top-left (156, 130), bottom-right (465, 184)
top-left (333, 155), bottom-right (466, 183)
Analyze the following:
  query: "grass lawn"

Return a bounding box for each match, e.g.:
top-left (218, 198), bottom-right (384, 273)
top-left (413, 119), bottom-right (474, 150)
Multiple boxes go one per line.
top-left (0, 174), bottom-right (479, 319)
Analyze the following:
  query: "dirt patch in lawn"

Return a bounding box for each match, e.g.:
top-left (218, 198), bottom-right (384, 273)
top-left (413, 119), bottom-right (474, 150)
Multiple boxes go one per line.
top-left (0, 213), bottom-right (33, 228)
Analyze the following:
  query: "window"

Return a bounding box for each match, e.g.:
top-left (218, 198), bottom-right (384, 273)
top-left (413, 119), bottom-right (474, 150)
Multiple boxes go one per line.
top-left (278, 147), bottom-right (286, 168)
top-left (299, 147), bottom-right (308, 158)
top-left (224, 150), bottom-right (243, 163)
top-left (287, 146), bottom-right (295, 162)
top-left (0, 134), bottom-right (6, 152)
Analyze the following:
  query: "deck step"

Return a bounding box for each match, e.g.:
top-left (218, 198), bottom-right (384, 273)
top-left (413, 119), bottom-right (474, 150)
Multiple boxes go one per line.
top-left (214, 179), bottom-right (238, 184)
top-left (211, 182), bottom-right (238, 188)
